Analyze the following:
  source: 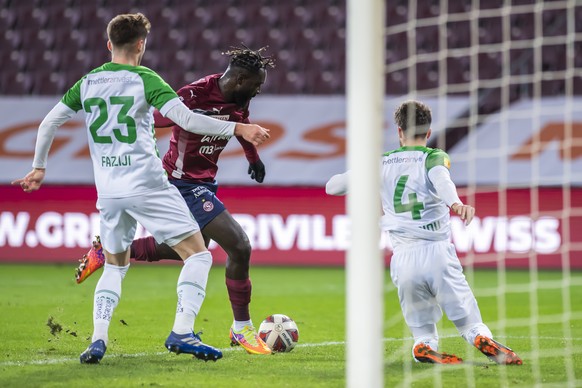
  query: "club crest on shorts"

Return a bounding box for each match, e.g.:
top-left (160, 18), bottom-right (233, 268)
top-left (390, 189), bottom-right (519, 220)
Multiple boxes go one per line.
top-left (203, 201), bottom-right (214, 212)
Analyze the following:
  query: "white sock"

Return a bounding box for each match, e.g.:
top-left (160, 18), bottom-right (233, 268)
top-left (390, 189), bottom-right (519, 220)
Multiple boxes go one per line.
top-left (172, 251), bottom-right (213, 335)
top-left (91, 263), bottom-right (129, 345)
top-left (458, 322), bottom-right (493, 346)
top-left (413, 336), bottom-right (439, 352)
top-left (233, 320), bottom-right (253, 331)
top-left (410, 323), bottom-right (439, 360)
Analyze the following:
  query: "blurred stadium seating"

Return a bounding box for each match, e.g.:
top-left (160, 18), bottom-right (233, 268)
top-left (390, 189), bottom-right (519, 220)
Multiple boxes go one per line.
top-left (0, 0), bottom-right (346, 94)
top-left (0, 0), bottom-right (580, 98)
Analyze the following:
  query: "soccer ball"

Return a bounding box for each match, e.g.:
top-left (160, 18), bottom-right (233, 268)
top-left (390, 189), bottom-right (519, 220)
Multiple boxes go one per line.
top-left (258, 314), bottom-right (299, 352)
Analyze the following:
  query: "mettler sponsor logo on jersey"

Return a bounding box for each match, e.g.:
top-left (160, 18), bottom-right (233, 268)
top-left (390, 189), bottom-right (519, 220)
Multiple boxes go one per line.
top-left (101, 155), bottom-right (131, 167)
top-left (87, 76), bottom-right (134, 85)
top-left (383, 156), bottom-right (423, 164)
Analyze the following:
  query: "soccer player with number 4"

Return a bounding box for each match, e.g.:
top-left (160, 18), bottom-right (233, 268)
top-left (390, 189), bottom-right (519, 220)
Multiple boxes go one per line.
top-left (325, 100), bottom-right (522, 365)
top-left (12, 13), bottom-right (270, 364)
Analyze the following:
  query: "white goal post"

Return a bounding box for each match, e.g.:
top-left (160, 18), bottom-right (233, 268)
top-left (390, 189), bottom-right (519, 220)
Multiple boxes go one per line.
top-left (346, 0), bottom-right (385, 387)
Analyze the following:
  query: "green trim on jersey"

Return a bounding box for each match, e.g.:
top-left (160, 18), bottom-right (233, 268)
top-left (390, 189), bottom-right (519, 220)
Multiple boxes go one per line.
top-left (425, 149), bottom-right (451, 171)
top-left (60, 62), bottom-right (178, 112)
top-left (61, 77), bottom-right (84, 112)
top-left (131, 66), bottom-right (178, 110)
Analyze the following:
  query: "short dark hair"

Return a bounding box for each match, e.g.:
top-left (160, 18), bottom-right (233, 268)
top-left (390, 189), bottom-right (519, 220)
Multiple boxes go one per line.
top-left (222, 45), bottom-right (275, 73)
top-left (107, 13), bottom-right (151, 47)
top-left (394, 100), bottom-right (432, 138)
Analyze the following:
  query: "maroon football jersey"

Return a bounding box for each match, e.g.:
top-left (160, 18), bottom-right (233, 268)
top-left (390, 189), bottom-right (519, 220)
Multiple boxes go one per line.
top-left (155, 73), bottom-right (259, 182)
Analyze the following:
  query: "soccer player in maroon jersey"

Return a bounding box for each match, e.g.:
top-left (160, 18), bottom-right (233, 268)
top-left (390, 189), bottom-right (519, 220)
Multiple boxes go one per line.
top-left (76, 46), bottom-right (275, 355)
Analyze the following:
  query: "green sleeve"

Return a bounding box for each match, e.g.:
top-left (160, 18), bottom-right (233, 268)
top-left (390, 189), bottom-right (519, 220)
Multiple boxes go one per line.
top-left (425, 149), bottom-right (451, 171)
top-left (60, 78), bottom-right (84, 112)
top-left (139, 68), bottom-right (179, 110)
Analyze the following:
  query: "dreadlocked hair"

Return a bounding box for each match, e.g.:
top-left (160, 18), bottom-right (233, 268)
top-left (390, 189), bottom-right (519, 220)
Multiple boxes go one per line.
top-left (222, 45), bottom-right (276, 72)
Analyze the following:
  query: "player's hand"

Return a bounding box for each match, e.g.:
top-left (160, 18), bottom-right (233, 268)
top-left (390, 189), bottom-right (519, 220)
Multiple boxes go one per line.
top-left (11, 168), bottom-right (46, 193)
top-left (248, 159), bottom-right (266, 183)
top-left (234, 123), bottom-right (270, 147)
top-left (451, 203), bottom-right (475, 226)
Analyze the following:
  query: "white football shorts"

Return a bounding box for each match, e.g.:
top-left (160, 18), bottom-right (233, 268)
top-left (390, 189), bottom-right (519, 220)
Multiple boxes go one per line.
top-left (96, 185), bottom-right (199, 254)
top-left (390, 239), bottom-right (479, 328)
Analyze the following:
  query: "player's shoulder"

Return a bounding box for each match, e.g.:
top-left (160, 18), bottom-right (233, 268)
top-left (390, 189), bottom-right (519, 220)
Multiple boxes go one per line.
top-left (131, 66), bottom-right (176, 93)
top-left (425, 147), bottom-right (449, 157)
top-left (425, 147), bottom-right (451, 170)
top-left (186, 73), bottom-right (221, 90)
top-left (179, 74), bottom-right (224, 106)
top-left (178, 81), bottom-right (206, 97)
top-left (180, 74), bottom-right (220, 94)
top-left (131, 65), bottom-right (163, 79)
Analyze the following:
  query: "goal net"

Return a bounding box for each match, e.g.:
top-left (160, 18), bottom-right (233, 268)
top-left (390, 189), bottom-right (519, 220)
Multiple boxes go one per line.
top-left (381, 0), bottom-right (582, 385)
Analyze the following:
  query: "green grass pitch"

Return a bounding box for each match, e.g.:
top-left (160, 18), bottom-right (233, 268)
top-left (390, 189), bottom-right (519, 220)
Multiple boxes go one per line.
top-left (0, 263), bottom-right (580, 387)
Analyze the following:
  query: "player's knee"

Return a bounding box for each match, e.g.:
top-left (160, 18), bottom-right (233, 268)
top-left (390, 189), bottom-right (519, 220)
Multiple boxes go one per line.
top-left (227, 235), bottom-right (251, 263)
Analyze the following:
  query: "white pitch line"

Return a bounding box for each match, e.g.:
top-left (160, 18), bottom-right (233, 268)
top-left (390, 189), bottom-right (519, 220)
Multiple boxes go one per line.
top-left (1, 335), bottom-right (581, 367)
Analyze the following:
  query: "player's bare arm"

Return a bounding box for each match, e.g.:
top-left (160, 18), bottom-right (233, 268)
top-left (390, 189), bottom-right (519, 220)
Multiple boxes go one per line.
top-left (12, 100), bottom-right (75, 193)
top-left (451, 203), bottom-right (475, 226)
top-left (12, 168), bottom-right (46, 193)
top-left (234, 123), bottom-right (270, 147)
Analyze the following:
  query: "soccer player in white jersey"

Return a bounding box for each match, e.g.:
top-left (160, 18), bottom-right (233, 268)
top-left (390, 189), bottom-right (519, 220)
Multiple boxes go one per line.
top-left (325, 100), bottom-right (522, 365)
top-left (12, 13), bottom-right (270, 364)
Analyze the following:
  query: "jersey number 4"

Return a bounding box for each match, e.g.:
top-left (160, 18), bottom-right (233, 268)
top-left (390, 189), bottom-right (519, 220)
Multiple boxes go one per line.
top-left (84, 96), bottom-right (137, 144)
top-left (394, 175), bottom-right (425, 220)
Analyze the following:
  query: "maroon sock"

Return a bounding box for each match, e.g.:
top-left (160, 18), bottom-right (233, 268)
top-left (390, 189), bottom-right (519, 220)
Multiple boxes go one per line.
top-left (130, 236), bottom-right (159, 262)
top-left (226, 277), bottom-right (252, 322)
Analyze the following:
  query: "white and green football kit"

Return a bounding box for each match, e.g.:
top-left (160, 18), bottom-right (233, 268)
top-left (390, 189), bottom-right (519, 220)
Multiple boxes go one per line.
top-left (61, 63), bottom-right (206, 198)
top-left (381, 146), bottom-right (485, 340)
top-left (32, 63), bottom-right (235, 253)
top-left (380, 145), bottom-right (457, 246)
top-left (326, 146), bottom-right (491, 353)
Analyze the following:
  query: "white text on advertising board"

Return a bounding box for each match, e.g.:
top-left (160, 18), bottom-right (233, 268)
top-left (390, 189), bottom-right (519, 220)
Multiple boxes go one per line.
top-left (0, 211), bottom-right (561, 254)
